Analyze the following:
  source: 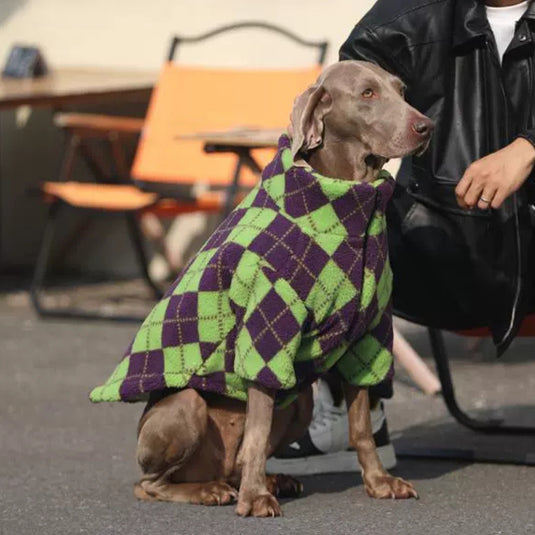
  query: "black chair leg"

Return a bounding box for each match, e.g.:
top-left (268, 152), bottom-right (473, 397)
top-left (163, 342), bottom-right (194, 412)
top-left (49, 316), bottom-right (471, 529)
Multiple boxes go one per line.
top-left (125, 213), bottom-right (163, 300)
top-left (30, 203), bottom-right (60, 317)
top-left (429, 328), bottom-right (535, 435)
top-left (30, 205), bottom-right (159, 322)
top-left (221, 157), bottom-right (244, 219)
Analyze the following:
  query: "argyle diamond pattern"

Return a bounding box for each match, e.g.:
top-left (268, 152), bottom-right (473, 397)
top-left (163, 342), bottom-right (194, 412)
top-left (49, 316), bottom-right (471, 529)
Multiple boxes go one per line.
top-left (90, 134), bottom-right (396, 405)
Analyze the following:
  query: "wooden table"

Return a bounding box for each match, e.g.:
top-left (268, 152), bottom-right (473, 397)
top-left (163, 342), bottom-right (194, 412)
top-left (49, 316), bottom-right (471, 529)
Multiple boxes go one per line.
top-left (0, 67), bottom-right (156, 110)
top-left (181, 127), bottom-right (283, 149)
top-left (181, 127), bottom-right (284, 215)
top-left (0, 67), bottom-right (156, 267)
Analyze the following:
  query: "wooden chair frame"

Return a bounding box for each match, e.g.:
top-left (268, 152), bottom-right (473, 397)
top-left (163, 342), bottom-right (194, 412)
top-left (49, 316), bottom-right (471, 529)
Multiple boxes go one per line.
top-left (31, 22), bottom-right (329, 321)
top-left (30, 119), bottom-right (164, 321)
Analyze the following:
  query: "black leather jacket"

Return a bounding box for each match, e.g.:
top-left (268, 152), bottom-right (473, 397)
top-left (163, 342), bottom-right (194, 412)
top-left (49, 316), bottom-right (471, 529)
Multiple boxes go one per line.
top-left (340, 0), bottom-right (535, 354)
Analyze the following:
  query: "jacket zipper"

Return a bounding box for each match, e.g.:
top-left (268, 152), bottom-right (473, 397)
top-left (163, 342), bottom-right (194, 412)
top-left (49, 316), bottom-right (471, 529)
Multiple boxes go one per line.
top-left (496, 36), bottom-right (528, 347)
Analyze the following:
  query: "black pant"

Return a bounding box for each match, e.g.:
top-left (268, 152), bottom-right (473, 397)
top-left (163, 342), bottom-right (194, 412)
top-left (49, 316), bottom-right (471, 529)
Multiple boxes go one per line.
top-left (369, 380), bottom-right (393, 400)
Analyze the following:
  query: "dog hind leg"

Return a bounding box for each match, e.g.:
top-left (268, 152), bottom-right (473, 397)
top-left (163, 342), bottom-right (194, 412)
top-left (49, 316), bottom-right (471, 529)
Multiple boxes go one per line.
top-left (135, 480), bottom-right (238, 505)
top-left (135, 388), bottom-right (238, 505)
top-left (265, 474), bottom-right (303, 498)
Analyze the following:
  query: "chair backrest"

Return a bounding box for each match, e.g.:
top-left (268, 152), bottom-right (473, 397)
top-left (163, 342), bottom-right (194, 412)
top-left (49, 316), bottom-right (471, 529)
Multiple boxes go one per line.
top-left (132, 22), bottom-right (327, 192)
top-left (132, 63), bottom-right (322, 189)
top-left (167, 21), bottom-right (328, 65)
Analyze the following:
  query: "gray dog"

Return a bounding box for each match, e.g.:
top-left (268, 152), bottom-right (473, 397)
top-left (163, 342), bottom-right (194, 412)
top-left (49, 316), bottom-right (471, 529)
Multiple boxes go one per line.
top-left (92, 60), bottom-right (433, 517)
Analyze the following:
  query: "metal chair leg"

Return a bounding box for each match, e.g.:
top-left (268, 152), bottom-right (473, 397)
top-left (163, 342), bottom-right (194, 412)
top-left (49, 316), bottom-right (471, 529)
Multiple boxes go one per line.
top-left (125, 213), bottom-right (163, 300)
top-left (429, 328), bottom-right (535, 435)
top-left (30, 203), bottom-right (60, 317)
top-left (222, 149), bottom-right (262, 218)
top-left (30, 204), bottom-right (159, 322)
top-left (222, 157), bottom-right (244, 219)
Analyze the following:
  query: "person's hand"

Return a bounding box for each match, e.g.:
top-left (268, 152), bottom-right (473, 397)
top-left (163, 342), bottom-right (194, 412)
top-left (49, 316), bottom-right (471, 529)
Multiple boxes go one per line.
top-left (455, 137), bottom-right (535, 210)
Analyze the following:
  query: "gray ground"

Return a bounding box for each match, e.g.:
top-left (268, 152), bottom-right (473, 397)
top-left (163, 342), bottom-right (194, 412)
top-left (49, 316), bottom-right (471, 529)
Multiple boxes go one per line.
top-left (1, 283), bottom-right (534, 535)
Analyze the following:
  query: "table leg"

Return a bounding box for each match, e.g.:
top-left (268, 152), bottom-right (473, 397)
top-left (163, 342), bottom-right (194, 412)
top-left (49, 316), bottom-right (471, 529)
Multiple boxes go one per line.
top-left (222, 157), bottom-right (244, 218)
top-left (204, 145), bottom-right (264, 219)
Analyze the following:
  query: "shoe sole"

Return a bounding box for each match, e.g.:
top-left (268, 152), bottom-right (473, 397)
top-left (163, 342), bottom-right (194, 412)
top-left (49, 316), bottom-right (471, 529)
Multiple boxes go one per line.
top-left (266, 443), bottom-right (396, 476)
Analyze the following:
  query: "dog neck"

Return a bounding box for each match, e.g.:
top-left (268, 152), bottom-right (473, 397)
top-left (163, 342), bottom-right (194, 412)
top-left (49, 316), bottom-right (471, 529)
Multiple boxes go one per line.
top-left (306, 136), bottom-right (387, 183)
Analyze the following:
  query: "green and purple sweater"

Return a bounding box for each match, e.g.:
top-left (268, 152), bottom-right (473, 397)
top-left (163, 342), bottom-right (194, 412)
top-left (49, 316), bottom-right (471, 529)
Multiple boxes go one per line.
top-left (90, 135), bottom-right (395, 405)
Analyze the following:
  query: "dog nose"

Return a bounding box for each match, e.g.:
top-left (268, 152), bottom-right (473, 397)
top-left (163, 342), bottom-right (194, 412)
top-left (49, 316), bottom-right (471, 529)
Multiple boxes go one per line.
top-left (412, 121), bottom-right (431, 136)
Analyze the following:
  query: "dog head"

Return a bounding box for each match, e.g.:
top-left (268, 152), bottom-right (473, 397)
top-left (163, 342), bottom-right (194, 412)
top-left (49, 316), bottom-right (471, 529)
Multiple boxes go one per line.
top-left (290, 60), bottom-right (434, 162)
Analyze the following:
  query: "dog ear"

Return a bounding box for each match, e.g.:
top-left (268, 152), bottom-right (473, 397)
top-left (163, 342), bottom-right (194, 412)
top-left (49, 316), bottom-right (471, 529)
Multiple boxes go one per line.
top-left (290, 83), bottom-right (332, 158)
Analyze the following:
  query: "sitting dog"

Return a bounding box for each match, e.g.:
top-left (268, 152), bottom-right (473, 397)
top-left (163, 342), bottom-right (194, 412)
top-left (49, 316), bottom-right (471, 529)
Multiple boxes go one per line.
top-left (91, 60), bottom-right (433, 517)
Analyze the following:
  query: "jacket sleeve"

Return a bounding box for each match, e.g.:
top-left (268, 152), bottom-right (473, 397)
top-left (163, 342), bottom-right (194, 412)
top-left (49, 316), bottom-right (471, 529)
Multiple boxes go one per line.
top-left (339, 5), bottom-right (414, 85)
top-left (229, 257), bottom-right (308, 392)
top-left (517, 129), bottom-right (535, 150)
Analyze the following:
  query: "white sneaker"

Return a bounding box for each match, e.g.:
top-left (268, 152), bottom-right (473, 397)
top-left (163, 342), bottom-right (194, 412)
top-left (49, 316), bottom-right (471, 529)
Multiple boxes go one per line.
top-left (267, 380), bottom-right (397, 475)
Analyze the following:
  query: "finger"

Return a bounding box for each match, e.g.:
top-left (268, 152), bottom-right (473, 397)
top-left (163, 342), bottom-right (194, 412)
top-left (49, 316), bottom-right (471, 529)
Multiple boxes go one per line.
top-left (463, 179), bottom-right (484, 208)
top-left (477, 185), bottom-right (498, 210)
top-left (456, 194), bottom-right (470, 209)
top-left (491, 188), bottom-right (509, 209)
top-left (456, 168), bottom-right (474, 197)
top-left (455, 174), bottom-right (472, 208)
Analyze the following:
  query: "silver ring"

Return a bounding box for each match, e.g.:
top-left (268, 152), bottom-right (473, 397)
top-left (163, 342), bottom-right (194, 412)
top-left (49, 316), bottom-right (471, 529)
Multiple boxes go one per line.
top-left (479, 196), bottom-right (491, 204)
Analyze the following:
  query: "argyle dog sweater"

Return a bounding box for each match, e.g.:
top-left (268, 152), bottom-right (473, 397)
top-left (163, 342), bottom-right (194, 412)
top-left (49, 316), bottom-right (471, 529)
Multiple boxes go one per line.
top-left (90, 134), bottom-right (395, 405)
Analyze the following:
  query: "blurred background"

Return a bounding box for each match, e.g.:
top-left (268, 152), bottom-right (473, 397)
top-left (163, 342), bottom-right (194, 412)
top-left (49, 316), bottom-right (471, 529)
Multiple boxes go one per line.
top-left (0, 0), bottom-right (378, 282)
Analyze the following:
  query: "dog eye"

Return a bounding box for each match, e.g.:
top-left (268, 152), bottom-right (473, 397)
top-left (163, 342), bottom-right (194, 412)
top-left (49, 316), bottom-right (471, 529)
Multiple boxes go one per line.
top-left (362, 88), bottom-right (375, 98)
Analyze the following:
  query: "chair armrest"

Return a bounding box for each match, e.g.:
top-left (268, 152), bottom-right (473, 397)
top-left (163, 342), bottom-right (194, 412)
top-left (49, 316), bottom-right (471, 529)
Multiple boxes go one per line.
top-left (54, 113), bottom-right (144, 136)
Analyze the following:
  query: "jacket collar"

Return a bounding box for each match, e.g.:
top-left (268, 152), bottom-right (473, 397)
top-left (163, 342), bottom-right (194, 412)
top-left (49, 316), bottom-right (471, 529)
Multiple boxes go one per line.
top-left (525, 0), bottom-right (535, 18)
top-left (452, 0), bottom-right (535, 50)
top-left (261, 135), bottom-right (395, 237)
top-left (452, 0), bottom-right (490, 50)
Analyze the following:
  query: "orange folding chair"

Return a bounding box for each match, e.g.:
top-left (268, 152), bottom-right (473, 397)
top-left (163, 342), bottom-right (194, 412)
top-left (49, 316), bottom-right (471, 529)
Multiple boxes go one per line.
top-left (31, 22), bottom-right (328, 320)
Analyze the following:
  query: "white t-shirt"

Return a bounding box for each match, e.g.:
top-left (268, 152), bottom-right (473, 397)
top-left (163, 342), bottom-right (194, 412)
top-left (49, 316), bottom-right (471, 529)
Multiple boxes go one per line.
top-left (485, 1), bottom-right (529, 63)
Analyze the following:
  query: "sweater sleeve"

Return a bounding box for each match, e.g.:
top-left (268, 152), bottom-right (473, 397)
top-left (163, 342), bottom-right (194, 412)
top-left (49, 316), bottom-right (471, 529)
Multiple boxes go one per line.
top-left (336, 302), bottom-right (394, 387)
top-left (229, 255), bottom-right (309, 391)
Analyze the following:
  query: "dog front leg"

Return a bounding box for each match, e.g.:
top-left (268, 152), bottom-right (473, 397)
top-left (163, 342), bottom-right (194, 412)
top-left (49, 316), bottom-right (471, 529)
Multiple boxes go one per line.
top-left (235, 384), bottom-right (281, 517)
top-left (343, 384), bottom-right (418, 499)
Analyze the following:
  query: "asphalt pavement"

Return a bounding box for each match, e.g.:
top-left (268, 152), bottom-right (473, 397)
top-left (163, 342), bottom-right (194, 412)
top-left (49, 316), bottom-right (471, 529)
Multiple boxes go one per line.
top-left (1, 286), bottom-right (534, 535)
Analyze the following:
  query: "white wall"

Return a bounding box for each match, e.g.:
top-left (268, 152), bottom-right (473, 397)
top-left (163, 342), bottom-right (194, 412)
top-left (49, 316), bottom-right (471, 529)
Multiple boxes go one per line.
top-left (1, 0), bottom-right (389, 276)
top-left (0, 0), bottom-right (374, 70)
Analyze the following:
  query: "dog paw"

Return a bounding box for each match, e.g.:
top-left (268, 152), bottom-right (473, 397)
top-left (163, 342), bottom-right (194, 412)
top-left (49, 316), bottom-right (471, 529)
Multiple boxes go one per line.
top-left (133, 482), bottom-right (158, 501)
top-left (236, 493), bottom-right (281, 517)
top-left (364, 474), bottom-right (418, 500)
top-left (266, 473), bottom-right (304, 498)
top-left (199, 481), bottom-right (238, 506)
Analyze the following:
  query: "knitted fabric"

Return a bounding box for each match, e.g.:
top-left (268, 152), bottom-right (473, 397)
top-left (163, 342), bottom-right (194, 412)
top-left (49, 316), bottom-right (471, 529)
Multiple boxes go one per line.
top-left (90, 134), bottom-right (395, 405)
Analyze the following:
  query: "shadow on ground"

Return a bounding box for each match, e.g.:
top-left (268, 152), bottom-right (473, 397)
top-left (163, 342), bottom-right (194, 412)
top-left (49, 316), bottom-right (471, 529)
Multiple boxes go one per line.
top-left (297, 457), bottom-right (470, 500)
top-left (393, 404), bottom-right (535, 466)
